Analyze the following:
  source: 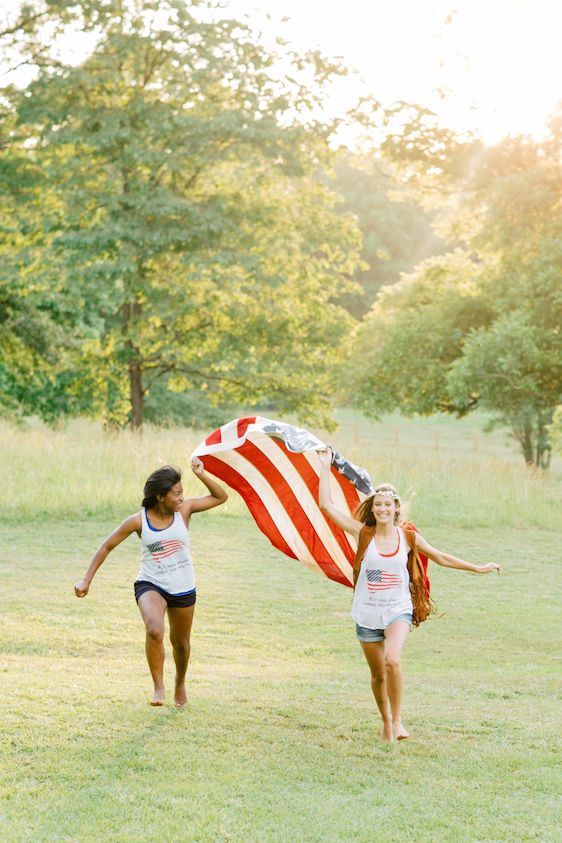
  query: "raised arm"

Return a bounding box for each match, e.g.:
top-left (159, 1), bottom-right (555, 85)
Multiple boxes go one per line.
top-left (414, 533), bottom-right (501, 575)
top-left (75, 513), bottom-right (141, 597)
top-left (318, 449), bottom-right (363, 539)
top-left (183, 457), bottom-right (228, 516)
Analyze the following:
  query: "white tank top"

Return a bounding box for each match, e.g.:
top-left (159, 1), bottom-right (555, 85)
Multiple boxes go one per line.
top-left (351, 526), bottom-right (413, 629)
top-left (137, 508), bottom-right (195, 596)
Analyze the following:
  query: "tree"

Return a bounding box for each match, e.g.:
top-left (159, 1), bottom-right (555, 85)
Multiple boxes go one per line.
top-left (448, 312), bottom-right (559, 467)
top-left (0, 2), bottom-right (119, 420)
top-left (447, 118), bottom-right (562, 466)
top-left (346, 119), bottom-right (562, 465)
top-left (347, 246), bottom-right (561, 466)
top-left (548, 406), bottom-right (562, 456)
top-left (5, 0), bottom-right (364, 428)
top-left (329, 153), bottom-right (442, 318)
top-left (342, 138), bottom-right (562, 467)
top-left (0, 83), bottom-right (87, 421)
top-left (346, 250), bottom-right (493, 416)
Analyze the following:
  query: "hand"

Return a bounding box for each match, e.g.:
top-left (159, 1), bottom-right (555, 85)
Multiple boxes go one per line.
top-left (317, 448), bottom-right (333, 467)
top-left (479, 563), bottom-right (501, 575)
top-left (75, 578), bottom-right (90, 598)
top-left (191, 457), bottom-right (205, 477)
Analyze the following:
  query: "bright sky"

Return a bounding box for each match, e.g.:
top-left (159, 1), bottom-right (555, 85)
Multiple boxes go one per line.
top-left (3, 0), bottom-right (561, 144)
top-left (232, 0), bottom-right (562, 144)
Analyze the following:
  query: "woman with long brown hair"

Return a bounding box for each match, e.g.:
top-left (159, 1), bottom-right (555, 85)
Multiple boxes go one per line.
top-left (318, 449), bottom-right (500, 743)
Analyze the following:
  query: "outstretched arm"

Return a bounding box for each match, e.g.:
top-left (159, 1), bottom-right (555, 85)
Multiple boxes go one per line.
top-left (183, 457), bottom-right (228, 516)
top-left (318, 449), bottom-right (363, 539)
top-left (75, 513), bottom-right (141, 597)
top-left (414, 533), bottom-right (501, 575)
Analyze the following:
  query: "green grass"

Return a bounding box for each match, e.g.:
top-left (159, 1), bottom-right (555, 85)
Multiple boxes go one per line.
top-left (1, 412), bottom-right (560, 840)
top-left (1, 514), bottom-right (560, 842)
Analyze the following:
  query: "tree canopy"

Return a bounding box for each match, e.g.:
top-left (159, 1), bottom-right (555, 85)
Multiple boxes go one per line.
top-left (329, 154), bottom-right (442, 318)
top-left (2, 0), bottom-right (363, 429)
top-left (2, 2), bottom-right (560, 460)
top-left (347, 116), bottom-right (562, 465)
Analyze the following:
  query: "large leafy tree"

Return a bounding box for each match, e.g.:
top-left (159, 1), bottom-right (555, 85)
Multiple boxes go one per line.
top-left (444, 114), bottom-right (562, 466)
top-left (347, 250), bottom-right (493, 416)
top-left (4, 0), bottom-right (363, 428)
top-left (0, 82), bottom-right (87, 420)
top-left (348, 114), bottom-right (562, 465)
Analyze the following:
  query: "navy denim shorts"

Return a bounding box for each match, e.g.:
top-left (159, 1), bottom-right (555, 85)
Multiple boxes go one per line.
top-left (355, 612), bottom-right (413, 642)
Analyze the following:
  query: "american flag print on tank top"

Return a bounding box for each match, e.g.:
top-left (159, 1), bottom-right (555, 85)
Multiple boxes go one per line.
top-left (352, 526), bottom-right (413, 629)
top-left (138, 509), bottom-right (195, 596)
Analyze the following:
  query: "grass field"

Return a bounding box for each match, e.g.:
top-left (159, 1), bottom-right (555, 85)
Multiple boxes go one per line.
top-left (0, 410), bottom-right (560, 528)
top-left (1, 413), bottom-right (561, 841)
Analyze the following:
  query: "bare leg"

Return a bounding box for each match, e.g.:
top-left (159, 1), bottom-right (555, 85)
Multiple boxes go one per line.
top-left (137, 591), bottom-right (167, 705)
top-left (359, 641), bottom-right (392, 741)
top-left (384, 621), bottom-right (411, 739)
top-left (168, 604), bottom-right (195, 708)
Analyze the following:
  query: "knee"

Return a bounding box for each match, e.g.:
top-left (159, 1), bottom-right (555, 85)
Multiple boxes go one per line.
top-left (385, 656), bottom-right (401, 674)
top-left (371, 670), bottom-right (386, 686)
top-left (170, 637), bottom-right (190, 655)
top-left (146, 622), bottom-right (165, 642)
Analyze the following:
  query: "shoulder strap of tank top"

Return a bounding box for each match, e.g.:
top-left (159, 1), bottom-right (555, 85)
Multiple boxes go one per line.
top-left (353, 525), bottom-right (376, 588)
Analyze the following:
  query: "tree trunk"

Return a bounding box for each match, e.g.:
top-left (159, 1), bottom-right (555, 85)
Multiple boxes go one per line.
top-left (520, 422), bottom-right (534, 465)
top-left (538, 448), bottom-right (552, 470)
top-left (536, 413), bottom-right (552, 470)
top-left (129, 359), bottom-right (144, 430)
top-left (122, 298), bottom-right (144, 430)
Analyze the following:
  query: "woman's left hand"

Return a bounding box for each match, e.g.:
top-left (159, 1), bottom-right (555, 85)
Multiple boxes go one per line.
top-left (191, 457), bottom-right (205, 477)
top-left (480, 563), bottom-right (501, 575)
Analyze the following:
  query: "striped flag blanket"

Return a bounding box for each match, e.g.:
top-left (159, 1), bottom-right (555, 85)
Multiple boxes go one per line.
top-left (191, 416), bottom-right (374, 587)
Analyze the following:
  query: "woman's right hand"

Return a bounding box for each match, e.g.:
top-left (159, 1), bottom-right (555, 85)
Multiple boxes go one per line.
top-left (74, 578), bottom-right (90, 598)
top-left (479, 563), bottom-right (501, 575)
top-left (318, 448), bottom-right (333, 468)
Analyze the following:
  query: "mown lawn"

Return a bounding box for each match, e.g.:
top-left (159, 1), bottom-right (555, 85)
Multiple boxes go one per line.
top-left (1, 513), bottom-right (559, 842)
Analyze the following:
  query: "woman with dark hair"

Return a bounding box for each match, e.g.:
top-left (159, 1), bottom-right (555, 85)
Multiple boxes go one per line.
top-left (75, 459), bottom-right (227, 707)
top-left (318, 449), bottom-right (500, 743)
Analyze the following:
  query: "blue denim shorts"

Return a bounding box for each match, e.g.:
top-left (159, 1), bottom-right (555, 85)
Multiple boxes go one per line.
top-left (355, 613), bottom-right (413, 642)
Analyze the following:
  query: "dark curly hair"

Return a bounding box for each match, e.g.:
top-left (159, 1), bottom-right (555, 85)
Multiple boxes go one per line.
top-left (141, 465), bottom-right (182, 509)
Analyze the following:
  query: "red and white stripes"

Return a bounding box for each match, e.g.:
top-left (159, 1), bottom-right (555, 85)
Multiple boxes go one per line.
top-left (191, 417), bottom-right (363, 587)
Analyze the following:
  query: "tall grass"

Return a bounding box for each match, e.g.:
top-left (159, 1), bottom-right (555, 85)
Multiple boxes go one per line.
top-left (0, 419), bottom-right (212, 521)
top-left (0, 413), bottom-right (559, 529)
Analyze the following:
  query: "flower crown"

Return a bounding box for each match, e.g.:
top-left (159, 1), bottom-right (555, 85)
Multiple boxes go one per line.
top-left (373, 487), bottom-right (400, 501)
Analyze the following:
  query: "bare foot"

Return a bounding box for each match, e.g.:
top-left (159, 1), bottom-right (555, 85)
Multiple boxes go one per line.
top-left (174, 681), bottom-right (188, 708)
top-left (380, 722), bottom-right (393, 742)
top-left (393, 721), bottom-right (410, 740)
top-left (150, 686), bottom-right (165, 706)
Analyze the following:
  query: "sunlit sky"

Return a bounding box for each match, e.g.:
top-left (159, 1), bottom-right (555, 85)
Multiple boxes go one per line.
top-left (3, 0), bottom-right (561, 144)
top-left (234, 0), bottom-right (562, 144)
